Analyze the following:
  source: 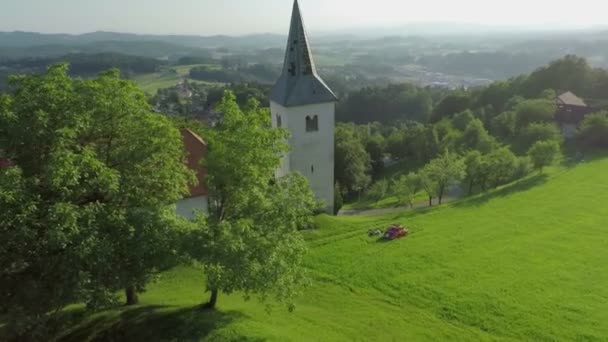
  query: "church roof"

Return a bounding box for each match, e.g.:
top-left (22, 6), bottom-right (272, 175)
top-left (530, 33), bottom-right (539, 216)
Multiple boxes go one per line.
top-left (270, 0), bottom-right (337, 107)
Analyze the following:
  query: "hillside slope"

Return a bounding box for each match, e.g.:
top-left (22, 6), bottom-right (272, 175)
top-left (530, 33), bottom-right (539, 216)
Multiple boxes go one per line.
top-left (62, 157), bottom-right (608, 341)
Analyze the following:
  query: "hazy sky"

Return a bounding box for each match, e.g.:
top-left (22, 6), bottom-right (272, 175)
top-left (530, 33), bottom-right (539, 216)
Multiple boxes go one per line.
top-left (1, 0), bottom-right (606, 35)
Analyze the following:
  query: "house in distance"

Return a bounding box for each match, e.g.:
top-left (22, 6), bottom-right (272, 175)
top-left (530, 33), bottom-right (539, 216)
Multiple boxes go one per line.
top-left (554, 91), bottom-right (594, 138)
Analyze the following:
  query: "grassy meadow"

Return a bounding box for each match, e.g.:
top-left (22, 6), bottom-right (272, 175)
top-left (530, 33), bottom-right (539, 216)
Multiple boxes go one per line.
top-left (59, 156), bottom-right (608, 341)
top-left (133, 64), bottom-right (220, 95)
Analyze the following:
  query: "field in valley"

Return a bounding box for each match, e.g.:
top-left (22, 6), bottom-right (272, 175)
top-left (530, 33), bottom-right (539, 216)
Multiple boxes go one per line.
top-left (133, 64), bottom-right (220, 95)
top-left (60, 156), bottom-right (608, 341)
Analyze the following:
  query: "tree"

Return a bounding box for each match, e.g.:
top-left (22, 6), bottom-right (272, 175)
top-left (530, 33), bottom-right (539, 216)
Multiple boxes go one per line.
top-left (392, 173), bottom-right (421, 207)
top-left (0, 65), bottom-right (193, 337)
top-left (491, 111), bottom-right (517, 140)
top-left (191, 92), bottom-right (314, 310)
top-left (463, 150), bottom-right (487, 194)
top-left (452, 110), bottom-right (476, 131)
top-left (335, 124), bottom-right (372, 195)
top-left (485, 147), bottom-right (518, 188)
top-left (365, 133), bottom-right (386, 178)
top-left (431, 92), bottom-right (472, 122)
top-left (421, 151), bottom-right (465, 205)
top-left (528, 140), bottom-right (560, 173)
top-left (515, 122), bottom-right (561, 154)
top-left (577, 111), bottom-right (608, 148)
top-left (367, 179), bottom-right (389, 204)
top-left (458, 119), bottom-right (495, 154)
top-left (334, 183), bottom-right (344, 215)
top-left (515, 99), bottom-right (556, 128)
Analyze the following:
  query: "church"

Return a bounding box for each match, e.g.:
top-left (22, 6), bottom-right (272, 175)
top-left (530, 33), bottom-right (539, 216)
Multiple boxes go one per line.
top-left (176, 0), bottom-right (336, 218)
top-left (270, 0), bottom-right (338, 213)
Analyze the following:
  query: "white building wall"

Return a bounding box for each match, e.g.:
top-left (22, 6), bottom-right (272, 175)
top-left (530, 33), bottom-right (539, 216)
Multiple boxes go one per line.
top-left (271, 101), bottom-right (335, 213)
top-left (176, 195), bottom-right (209, 220)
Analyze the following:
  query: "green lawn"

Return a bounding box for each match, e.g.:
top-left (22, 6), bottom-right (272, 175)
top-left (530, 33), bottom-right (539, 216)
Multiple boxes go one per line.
top-left (59, 157), bottom-right (608, 341)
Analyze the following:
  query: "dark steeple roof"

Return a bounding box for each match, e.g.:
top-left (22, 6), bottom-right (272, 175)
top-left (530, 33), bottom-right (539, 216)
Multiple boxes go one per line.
top-left (270, 0), bottom-right (337, 107)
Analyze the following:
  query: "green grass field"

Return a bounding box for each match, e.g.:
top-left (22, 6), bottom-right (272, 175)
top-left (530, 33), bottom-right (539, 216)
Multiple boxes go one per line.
top-left (59, 157), bottom-right (608, 341)
top-left (133, 64), bottom-right (220, 95)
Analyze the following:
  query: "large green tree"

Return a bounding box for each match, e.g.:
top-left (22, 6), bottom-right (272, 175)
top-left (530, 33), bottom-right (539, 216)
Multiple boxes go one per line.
top-left (421, 151), bottom-right (465, 205)
top-left (0, 65), bottom-right (193, 338)
top-left (190, 92), bottom-right (314, 310)
top-left (335, 123), bottom-right (372, 195)
top-left (528, 140), bottom-right (561, 173)
top-left (577, 111), bottom-right (608, 148)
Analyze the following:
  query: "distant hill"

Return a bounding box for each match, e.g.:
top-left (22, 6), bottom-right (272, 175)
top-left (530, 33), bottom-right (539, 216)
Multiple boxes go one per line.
top-left (0, 31), bottom-right (286, 49)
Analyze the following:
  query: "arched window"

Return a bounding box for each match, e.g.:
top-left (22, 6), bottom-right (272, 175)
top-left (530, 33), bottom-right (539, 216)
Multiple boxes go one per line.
top-left (306, 115), bottom-right (319, 132)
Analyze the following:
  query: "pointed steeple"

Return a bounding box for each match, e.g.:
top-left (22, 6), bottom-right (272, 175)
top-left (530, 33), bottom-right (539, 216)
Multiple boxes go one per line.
top-left (270, 0), bottom-right (337, 107)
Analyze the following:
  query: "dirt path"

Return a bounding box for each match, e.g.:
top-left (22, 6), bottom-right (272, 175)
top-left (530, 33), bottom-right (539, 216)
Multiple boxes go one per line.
top-left (338, 196), bottom-right (456, 216)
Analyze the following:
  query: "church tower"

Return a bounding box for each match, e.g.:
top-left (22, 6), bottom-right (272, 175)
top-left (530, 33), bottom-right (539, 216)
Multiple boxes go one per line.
top-left (270, 0), bottom-right (337, 213)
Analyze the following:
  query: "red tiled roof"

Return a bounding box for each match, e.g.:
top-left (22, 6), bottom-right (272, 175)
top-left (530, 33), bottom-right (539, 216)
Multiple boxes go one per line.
top-left (181, 129), bottom-right (208, 198)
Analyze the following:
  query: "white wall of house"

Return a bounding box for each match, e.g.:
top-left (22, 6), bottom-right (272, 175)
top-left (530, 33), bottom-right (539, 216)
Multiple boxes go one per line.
top-left (176, 195), bottom-right (208, 220)
top-left (271, 101), bottom-right (335, 213)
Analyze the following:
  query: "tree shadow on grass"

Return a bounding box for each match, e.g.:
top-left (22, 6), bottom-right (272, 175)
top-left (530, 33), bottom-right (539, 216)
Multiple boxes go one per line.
top-left (60, 305), bottom-right (261, 342)
top-left (452, 174), bottom-right (549, 209)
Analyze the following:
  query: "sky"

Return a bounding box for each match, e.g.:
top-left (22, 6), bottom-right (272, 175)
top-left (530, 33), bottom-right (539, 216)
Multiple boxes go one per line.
top-left (1, 0), bottom-right (606, 35)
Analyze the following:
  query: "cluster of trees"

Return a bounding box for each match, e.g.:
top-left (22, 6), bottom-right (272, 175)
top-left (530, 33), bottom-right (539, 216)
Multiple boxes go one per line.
top-left (151, 81), bottom-right (270, 117)
top-left (189, 64), bottom-right (279, 84)
top-left (0, 66), bottom-right (315, 339)
top-left (576, 111), bottom-right (608, 148)
top-left (337, 88), bottom-right (565, 210)
top-left (336, 83), bottom-right (439, 124)
top-left (1, 53), bottom-right (165, 79)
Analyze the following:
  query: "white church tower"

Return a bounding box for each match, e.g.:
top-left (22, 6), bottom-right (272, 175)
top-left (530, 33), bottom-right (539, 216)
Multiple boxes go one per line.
top-left (270, 0), bottom-right (337, 213)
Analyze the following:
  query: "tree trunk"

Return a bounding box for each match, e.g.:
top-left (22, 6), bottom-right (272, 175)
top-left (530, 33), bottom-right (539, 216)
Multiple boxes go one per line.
top-left (468, 180), bottom-right (474, 195)
top-left (204, 288), bottom-right (219, 309)
top-left (125, 285), bottom-right (139, 306)
top-left (428, 196), bottom-right (432, 207)
top-left (439, 193), bottom-right (443, 205)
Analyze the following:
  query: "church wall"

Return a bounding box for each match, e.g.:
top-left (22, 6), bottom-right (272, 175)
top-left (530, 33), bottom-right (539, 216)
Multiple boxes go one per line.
top-left (270, 101), bottom-right (335, 213)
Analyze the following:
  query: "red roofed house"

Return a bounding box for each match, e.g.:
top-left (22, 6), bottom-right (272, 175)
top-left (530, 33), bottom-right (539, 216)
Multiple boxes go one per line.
top-left (555, 91), bottom-right (594, 138)
top-left (176, 129), bottom-right (209, 219)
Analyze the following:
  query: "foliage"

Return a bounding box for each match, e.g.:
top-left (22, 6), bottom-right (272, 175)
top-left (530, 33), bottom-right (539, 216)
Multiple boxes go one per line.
top-left (452, 110), bottom-right (476, 131)
top-left (514, 99), bottom-right (556, 128)
top-left (336, 84), bottom-right (433, 124)
top-left (190, 91), bottom-right (313, 310)
top-left (334, 183), bottom-right (344, 215)
top-left (335, 124), bottom-right (372, 195)
top-left (463, 150), bottom-right (488, 194)
top-left (431, 92), bottom-right (472, 122)
top-left (485, 147), bottom-right (519, 188)
top-left (528, 140), bottom-right (561, 173)
top-left (0, 64), bottom-right (193, 338)
top-left (458, 119), bottom-right (496, 154)
top-left (367, 179), bottom-right (389, 204)
top-left (420, 151), bottom-right (465, 205)
top-left (577, 111), bottom-right (608, 148)
top-left (365, 133), bottom-right (386, 178)
top-left (514, 122), bottom-right (561, 155)
top-left (491, 111), bottom-right (517, 140)
top-left (392, 173), bottom-right (421, 207)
